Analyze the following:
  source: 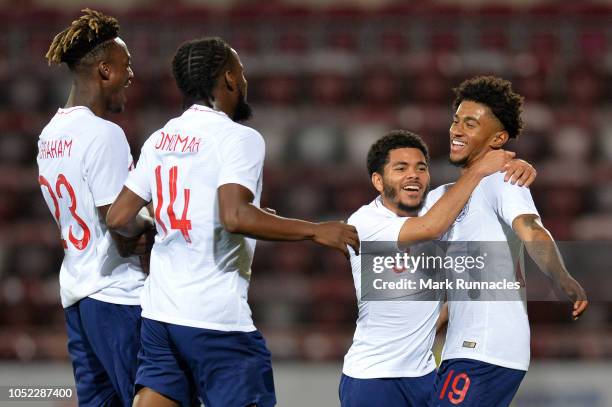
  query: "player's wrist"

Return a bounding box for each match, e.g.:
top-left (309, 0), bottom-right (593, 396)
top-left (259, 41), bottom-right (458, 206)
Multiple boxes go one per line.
top-left (306, 222), bottom-right (318, 240)
top-left (556, 273), bottom-right (575, 287)
top-left (464, 166), bottom-right (487, 181)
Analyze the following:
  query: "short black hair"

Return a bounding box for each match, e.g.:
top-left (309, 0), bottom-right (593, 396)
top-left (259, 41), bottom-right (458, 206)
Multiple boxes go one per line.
top-left (367, 130), bottom-right (429, 176)
top-left (172, 37), bottom-right (233, 109)
top-left (453, 76), bottom-right (524, 139)
top-left (46, 8), bottom-right (119, 70)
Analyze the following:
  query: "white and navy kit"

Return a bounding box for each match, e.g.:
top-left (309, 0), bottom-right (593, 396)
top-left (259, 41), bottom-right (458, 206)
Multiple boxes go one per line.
top-left (37, 106), bottom-right (145, 407)
top-left (426, 172), bottom-right (539, 407)
top-left (125, 104), bottom-right (274, 407)
top-left (341, 196), bottom-right (440, 407)
top-left (37, 106), bottom-right (144, 308)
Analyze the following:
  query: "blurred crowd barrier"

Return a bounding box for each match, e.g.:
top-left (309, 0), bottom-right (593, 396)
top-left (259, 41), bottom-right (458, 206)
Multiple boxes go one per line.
top-left (1, 361), bottom-right (612, 407)
top-left (0, 2), bottom-right (611, 362)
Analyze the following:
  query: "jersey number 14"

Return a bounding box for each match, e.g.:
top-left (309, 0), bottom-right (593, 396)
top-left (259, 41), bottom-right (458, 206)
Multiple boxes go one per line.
top-left (154, 165), bottom-right (192, 243)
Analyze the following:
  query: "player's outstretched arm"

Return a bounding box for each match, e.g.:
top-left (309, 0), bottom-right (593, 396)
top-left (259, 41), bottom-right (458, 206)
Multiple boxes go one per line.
top-left (218, 183), bottom-right (359, 258)
top-left (513, 214), bottom-right (589, 320)
top-left (398, 150), bottom-right (515, 245)
top-left (106, 186), bottom-right (154, 238)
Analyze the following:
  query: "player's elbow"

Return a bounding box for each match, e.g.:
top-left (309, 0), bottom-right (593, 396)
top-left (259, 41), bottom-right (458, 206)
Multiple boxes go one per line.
top-left (514, 215), bottom-right (552, 243)
top-left (421, 222), bottom-right (446, 241)
top-left (523, 227), bottom-right (552, 244)
top-left (221, 218), bottom-right (241, 234)
top-left (420, 215), bottom-right (448, 240)
top-left (219, 207), bottom-right (244, 234)
top-left (105, 207), bottom-right (126, 231)
top-left (399, 218), bottom-right (445, 244)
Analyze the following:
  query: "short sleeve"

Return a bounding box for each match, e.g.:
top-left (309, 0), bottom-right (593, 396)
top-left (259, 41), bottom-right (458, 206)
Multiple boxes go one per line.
top-left (482, 172), bottom-right (539, 226)
top-left (217, 128), bottom-right (265, 197)
top-left (124, 140), bottom-right (153, 202)
top-left (84, 124), bottom-right (131, 207)
top-left (348, 206), bottom-right (409, 257)
top-left (350, 206), bottom-right (409, 243)
top-left (419, 186), bottom-right (447, 216)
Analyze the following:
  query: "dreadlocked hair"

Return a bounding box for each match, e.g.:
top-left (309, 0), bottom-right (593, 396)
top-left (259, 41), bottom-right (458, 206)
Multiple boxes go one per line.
top-left (46, 8), bottom-right (119, 69)
top-left (172, 37), bottom-right (232, 109)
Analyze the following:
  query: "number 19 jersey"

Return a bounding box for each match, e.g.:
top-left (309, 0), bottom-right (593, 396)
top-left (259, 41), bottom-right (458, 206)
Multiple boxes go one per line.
top-left (37, 106), bottom-right (145, 308)
top-left (424, 172), bottom-right (539, 371)
top-left (125, 105), bottom-right (265, 332)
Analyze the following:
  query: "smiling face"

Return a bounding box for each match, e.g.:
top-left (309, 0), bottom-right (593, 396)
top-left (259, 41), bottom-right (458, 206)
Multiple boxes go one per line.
top-left (449, 100), bottom-right (508, 168)
top-left (372, 147), bottom-right (430, 216)
top-left (103, 38), bottom-right (133, 113)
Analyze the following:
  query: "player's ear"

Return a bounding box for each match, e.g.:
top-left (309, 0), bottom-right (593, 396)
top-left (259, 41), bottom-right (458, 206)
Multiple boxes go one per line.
top-left (371, 172), bottom-right (384, 194)
top-left (98, 61), bottom-right (111, 81)
top-left (224, 71), bottom-right (236, 92)
top-left (490, 130), bottom-right (509, 149)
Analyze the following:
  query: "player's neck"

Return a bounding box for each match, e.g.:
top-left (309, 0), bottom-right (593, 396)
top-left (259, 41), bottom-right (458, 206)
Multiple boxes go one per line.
top-left (191, 98), bottom-right (233, 118)
top-left (192, 99), bottom-right (213, 109)
top-left (459, 149), bottom-right (489, 174)
top-left (210, 86), bottom-right (237, 119)
top-left (64, 83), bottom-right (106, 117)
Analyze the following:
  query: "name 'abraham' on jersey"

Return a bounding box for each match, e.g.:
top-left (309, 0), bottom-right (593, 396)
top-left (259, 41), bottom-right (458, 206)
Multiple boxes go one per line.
top-left (37, 9), bottom-right (145, 407)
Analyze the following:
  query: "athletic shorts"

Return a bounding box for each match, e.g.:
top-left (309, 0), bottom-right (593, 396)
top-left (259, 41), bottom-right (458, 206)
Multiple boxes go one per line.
top-left (136, 317), bottom-right (276, 407)
top-left (431, 358), bottom-right (526, 407)
top-left (64, 297), bottom-right (142, 407)
top-left (339, 371), bottom-right (436, 407)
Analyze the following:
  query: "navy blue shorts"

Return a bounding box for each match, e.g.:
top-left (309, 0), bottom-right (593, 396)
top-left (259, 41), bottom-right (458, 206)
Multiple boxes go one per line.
top-left (136, 317), bottom-right (276, 407)
top-left (431, 359), bottom-right (526, 407)
top-left (64, 297), bottom-right (142, 407)
top-left (339, 371), bottom-right (436, 407)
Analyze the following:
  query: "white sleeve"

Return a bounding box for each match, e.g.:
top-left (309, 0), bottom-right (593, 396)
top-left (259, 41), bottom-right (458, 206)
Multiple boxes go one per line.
top-left (124, 141), bottom-right (152, 202)
top-left (84, 124), bottom-right (131, 207)
top-left (419, 186), bottom-right (446, 215)
top-left (351, 209), bottom-right (408, 243)
top-left (483, 173), bottom-right (539, 226)
top-left (217, 128), bottom-right (265, 197)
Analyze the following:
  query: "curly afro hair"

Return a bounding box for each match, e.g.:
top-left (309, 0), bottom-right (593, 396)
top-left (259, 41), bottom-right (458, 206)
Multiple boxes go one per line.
top-left (367, 130), bottom-right (429, 176)
top-left (453, 76), bottom-right (524, 139)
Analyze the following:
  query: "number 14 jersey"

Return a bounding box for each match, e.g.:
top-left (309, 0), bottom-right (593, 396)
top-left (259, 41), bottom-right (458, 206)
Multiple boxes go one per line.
top-left (125, 104), bottom-right (265, 332)
top-left (37, 106), bottom-right (145, 308)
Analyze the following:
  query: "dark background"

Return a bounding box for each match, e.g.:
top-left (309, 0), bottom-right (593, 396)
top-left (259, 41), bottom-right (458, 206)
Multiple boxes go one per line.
top-left (1, 0), bottom-right (611, 369)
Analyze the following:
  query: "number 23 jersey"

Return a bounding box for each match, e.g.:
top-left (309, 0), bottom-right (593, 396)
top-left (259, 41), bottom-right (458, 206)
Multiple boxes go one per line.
top-left (125, 104), bottom-right (264, 332)
top-left (37, 106), bottom-right (145, 308)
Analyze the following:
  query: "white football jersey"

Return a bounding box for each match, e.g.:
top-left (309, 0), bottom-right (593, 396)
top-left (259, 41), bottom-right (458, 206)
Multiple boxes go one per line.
top-left (343, 197), bottom-right (440, 379)
top-left (125, 104), bottom-right (264, 332)
top-left (37, 106), bottom-right (145, 308)
top-left (424, 171), bottom-right (539, 371)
